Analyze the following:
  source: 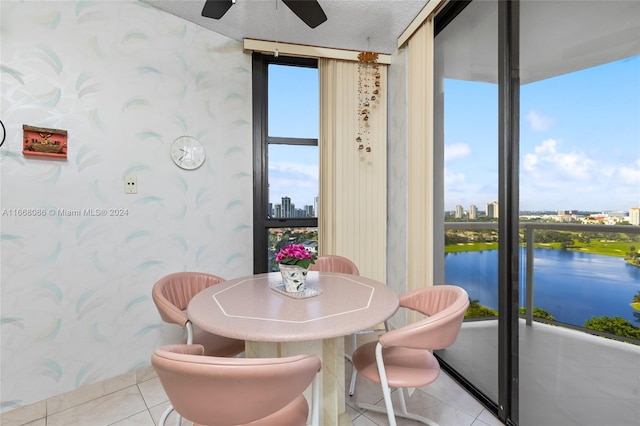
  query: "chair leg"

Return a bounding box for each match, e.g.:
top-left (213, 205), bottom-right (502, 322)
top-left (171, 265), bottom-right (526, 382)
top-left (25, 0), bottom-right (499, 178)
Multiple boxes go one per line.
top-left (159, 405), bottom-right (172, 426)
top-left (354, 343), bottom-right (441, 426)
top-left (348, 367), bottom-right (357, 396)
top-left (349, 323), bottom-right (388, 397)
top-left (348, 333), bottom-right (357, 396)
top-left (377, 342), bottom-right (396, 426)
top-left (356, 389), bottom-right (441, 426)
top-left (309, 371), bottom-right (321, 426)
top-left (159, 405), bottom-right (183, 426)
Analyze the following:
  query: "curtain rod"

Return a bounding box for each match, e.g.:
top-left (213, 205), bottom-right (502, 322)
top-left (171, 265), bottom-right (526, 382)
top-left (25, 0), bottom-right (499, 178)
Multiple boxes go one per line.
top-left (244, 39), bottom-right (392, 65)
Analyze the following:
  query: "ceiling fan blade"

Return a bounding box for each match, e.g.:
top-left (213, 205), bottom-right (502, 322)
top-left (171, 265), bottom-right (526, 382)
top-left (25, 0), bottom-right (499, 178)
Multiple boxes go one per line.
top-left (201, 0), bottom-right (234, 19)
top-left (282, 0), bottom-right (327, 29)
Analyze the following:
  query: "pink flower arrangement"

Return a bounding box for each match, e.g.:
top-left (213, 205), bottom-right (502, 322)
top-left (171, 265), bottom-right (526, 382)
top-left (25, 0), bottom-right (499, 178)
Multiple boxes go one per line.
top-left (276, 244), bottom-right (317, 269)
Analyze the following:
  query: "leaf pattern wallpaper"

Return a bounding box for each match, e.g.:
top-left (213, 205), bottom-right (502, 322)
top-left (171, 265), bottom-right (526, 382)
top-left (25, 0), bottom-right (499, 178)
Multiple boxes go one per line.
top-left (386, 49), bottom-right (408, 312)
top-left (0, 0), bottom-right (253, 411)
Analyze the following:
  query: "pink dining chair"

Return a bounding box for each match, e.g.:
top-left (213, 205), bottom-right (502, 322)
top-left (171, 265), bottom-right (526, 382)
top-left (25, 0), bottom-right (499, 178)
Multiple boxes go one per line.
top-left (152, 272), bottom-right (245, 357)
top-left (351, 285), bottom-right (469, 426)
top-left (152, 272), bottom-right (245, 425)
top-left (151, 344), bottom-right (322, 426)
top-left (309, 254), bottom-right (359, 275)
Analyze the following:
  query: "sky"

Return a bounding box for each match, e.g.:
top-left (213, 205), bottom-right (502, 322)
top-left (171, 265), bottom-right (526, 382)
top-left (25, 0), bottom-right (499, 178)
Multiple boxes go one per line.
top-left (267, 55), bottom-right (640, 213)
top-left (445, 55), bottom-right (640, 213)
top-left (268, 64), bottom-right (319, 208)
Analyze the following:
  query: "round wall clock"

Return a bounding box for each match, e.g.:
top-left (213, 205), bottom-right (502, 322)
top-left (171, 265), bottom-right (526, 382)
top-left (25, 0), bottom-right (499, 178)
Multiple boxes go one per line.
top-left (170, 136), bottom-right (206, 170)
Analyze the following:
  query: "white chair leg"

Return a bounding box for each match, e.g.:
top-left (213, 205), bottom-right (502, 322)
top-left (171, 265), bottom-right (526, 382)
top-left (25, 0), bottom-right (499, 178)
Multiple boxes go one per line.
top-left (397, 387), bottom-right (408, 414)
top-left (159, 405), bottom-right (183, 426)
top-left (348, 367), bottom-right (357, 396)
top-left (349, 324), bottom-right (388, 397)
top-left (356, 399), bottom-right (441, 426)
top-left (354, 343), bottom-right (441, 426)
top-left (159, 405), bottom-right (172, 426)
top-left (348, 333), bottom-right (357, 395)
top-left (308, 371), bottom-right (321, 426)
top-left (376, 342), bottom-right (397, 426)
top-left (185, 321), bottom-right (194, 345)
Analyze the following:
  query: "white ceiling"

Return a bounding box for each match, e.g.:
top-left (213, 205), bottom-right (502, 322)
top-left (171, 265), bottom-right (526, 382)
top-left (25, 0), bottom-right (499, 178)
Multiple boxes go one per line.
top-left (141, 0), bottom-right (640, 85)
top-left (437, 0), bottom-right (640, 85)
top-left (140, 0), bottom-right (430, 54)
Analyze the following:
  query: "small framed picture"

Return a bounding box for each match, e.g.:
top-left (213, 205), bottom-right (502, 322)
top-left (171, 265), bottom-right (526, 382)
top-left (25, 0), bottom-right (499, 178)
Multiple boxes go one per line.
top-left (23, 125), bottom-right (68, 158)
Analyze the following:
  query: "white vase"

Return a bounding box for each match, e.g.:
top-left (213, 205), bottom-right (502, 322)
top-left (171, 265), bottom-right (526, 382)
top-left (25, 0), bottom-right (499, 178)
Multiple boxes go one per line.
top-left (279, 264), bottom-right (308, 292)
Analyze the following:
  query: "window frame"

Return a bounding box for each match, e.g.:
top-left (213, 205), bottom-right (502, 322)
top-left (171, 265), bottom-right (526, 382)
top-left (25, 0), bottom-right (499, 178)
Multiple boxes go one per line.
top-left (252, 53), bottom-right (319, 273)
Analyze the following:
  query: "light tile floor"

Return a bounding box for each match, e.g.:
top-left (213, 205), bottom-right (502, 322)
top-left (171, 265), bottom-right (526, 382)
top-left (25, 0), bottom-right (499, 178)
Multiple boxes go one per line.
top-left (13, 361), bottom-right (503, 426)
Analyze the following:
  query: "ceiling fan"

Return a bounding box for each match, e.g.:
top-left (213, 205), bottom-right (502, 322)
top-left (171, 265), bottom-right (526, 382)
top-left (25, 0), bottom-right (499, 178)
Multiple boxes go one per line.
top-left (202, 0), bottom-right (328, 29)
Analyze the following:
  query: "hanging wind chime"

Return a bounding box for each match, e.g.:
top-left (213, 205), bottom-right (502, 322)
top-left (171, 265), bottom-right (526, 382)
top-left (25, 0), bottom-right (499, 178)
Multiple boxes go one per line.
top-left (356, 51), bottom-right (381, 153)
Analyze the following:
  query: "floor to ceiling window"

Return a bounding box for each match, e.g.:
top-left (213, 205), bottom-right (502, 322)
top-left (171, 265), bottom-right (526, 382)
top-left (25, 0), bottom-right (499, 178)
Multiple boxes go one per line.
top-left (516, 2), bottom-right (640, 425)
top-left (433, 0), bottom-right (503, 414)
top-left (434, 1), bottom-right (640, 425)
top-left (252, 54), bottom-right (319, 273)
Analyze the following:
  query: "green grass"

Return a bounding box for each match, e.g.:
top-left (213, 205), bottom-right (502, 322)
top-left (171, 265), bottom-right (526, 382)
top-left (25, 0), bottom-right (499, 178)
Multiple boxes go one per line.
top-left (534, 240), bottom-right (635, 258)
top-left (445, 242), bottom-right (498, 253)
top-left (446, 240), bottom-right (637, 259)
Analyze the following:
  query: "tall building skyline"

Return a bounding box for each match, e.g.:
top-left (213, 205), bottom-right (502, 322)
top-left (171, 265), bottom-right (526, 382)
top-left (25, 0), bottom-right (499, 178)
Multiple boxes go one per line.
top-left (270, 196), bottom-right (317, 218)
top-left (448, 202), bottom-right (639, 225)
top-left (631, 207), bottom-right (640, 226)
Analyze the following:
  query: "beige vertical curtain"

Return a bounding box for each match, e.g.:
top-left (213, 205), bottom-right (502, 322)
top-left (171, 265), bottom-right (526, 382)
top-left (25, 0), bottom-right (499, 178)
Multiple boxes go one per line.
top-left (406, 18), bottom-right (435, 320)
top-left (318, 58), bottom-right (387, 282)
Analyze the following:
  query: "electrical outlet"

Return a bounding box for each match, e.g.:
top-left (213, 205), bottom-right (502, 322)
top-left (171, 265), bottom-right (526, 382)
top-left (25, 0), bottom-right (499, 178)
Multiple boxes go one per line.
top-left (124, 176), bottom-right (137, 194)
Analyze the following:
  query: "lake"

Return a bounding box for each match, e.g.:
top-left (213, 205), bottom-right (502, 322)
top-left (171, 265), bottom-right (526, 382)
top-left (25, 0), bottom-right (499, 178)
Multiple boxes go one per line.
top-left (445, 248), bottom-right (640, 326)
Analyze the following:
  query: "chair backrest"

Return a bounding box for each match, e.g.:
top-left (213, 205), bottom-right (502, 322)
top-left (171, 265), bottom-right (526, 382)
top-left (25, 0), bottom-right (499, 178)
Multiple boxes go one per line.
top-left (379, 285), bottom-right (469, 351)
top-left (152, 272), bottom-right (226, 327)
top-left (309, 255), bottom-right (360, 275)
top-left (152, 344), bottom-right (321, 426)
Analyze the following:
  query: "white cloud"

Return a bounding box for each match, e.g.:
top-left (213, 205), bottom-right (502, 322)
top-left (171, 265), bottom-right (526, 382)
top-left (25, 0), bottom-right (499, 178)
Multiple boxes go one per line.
top-left (270, 161), bottom-right (318, 179)
top-left (617, 159), bottom-right (640, 184)
top-left (523, 138), bottom-right (594, 181)
top-left (445, 168), bottom-right (466, 186)
top-left (525, 109), bottom-right (554, 131)
top-left (268, 162), bottom-right (319, 206)
top-left (445, 143), bottom-right (471, 162)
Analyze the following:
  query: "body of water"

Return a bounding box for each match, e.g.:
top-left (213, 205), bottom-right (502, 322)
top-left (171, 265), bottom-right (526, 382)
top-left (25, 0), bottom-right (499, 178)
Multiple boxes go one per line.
top-left (445, 248), bottom-right (640, 326)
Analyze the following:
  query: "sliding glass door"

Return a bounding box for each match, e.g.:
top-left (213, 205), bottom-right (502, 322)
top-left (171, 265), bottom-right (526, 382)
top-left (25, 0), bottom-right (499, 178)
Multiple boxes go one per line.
top-left (434, 1), bottom-right (640, 425)
top-left (517, 2), bottom-right (640, 425)
top-left (433, 0), bottom-right (506, 417)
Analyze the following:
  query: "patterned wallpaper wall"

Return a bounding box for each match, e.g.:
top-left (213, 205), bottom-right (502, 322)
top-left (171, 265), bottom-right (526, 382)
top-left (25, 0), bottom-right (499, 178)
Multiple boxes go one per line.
top-left (386, 47), bottom-right (408, 329)
top-left (0, 1), bottom-right (253, 411)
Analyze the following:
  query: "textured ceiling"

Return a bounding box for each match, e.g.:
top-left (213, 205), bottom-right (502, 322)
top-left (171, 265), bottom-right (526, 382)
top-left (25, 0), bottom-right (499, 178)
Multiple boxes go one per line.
top-left (140, 0), bottom-right (430, 54)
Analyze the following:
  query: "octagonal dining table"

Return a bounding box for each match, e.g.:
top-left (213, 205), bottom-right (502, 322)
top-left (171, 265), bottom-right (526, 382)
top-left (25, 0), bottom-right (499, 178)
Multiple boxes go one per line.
top-left (187, 271), bottom-right (399, 426)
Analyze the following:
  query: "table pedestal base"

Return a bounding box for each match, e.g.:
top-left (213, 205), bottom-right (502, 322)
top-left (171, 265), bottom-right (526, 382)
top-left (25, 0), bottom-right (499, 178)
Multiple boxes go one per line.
top-left (246, 337), bottom-right (349, 426)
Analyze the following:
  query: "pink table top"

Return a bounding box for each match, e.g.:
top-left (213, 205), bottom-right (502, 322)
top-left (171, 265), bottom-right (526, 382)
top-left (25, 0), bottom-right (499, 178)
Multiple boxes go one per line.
top-left (187, 271), bottom-right (399, 342)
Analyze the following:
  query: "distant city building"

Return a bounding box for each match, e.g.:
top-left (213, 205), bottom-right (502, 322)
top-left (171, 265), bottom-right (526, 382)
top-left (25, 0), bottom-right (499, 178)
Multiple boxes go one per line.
top-left (486, 201), bottom-right (499, 218)
top-left (314, 196), bottom-right (319, 217)
top-left (303, 205), bottom-right (314, 217)
top-left (281, 196), bottom-right (292, 217)
top-left (271, 196), bottom-right (317, 218)
top-left (469, 204), bottom-right (478, 220)
top-left (556, 210), bottom-right (578, 222)
top-left (455, 204), bottom-right (464, 219)
top-left (630, 207), bottom-right (640, 226)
